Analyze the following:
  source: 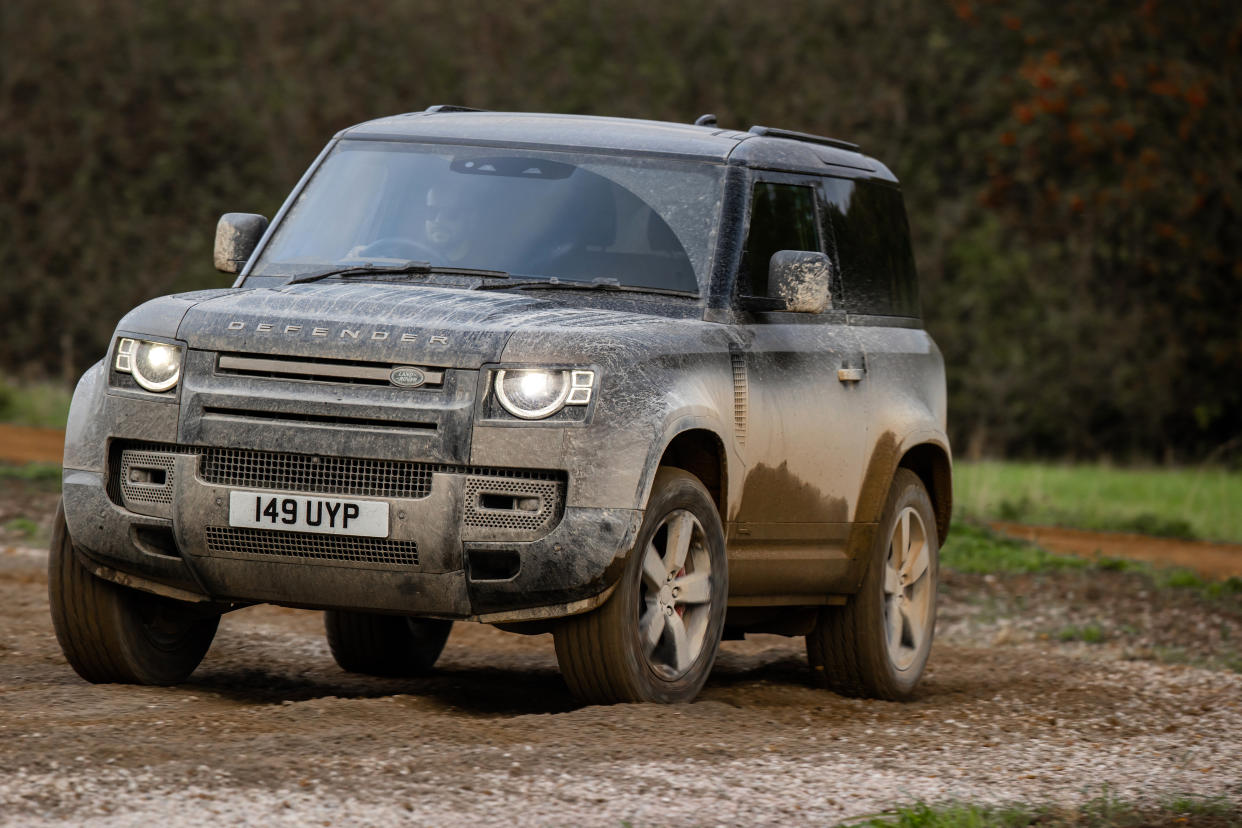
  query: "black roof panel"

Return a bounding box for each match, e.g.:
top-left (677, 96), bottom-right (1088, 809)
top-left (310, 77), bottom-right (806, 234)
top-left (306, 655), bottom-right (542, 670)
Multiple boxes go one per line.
top-left (343, 111), bottom-right (895, 182)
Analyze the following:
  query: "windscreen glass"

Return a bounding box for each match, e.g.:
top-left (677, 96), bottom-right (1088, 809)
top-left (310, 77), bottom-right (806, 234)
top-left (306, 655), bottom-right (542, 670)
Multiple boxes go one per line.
top-left (248, 141), bottom-right (726, 293)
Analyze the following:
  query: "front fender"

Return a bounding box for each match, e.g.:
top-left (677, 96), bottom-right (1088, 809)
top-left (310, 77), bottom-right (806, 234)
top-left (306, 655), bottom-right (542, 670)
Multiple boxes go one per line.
top-left (632, 412), bottom-right (737, 512)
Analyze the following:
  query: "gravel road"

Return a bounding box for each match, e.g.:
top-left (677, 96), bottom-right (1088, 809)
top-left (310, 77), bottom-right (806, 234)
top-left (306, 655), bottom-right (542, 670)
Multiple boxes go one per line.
top-left (2, 541), bottom-right (1241, 827)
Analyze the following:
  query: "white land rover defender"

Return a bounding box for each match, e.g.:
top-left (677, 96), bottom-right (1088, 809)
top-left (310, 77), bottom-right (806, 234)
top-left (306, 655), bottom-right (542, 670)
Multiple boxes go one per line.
top-left (52, 108), bottom-right (950, 704)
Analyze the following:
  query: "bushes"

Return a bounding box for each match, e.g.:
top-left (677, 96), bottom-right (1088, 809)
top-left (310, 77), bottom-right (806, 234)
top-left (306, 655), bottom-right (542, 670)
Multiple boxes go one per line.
top-left (2, 0), bottom-right (1239, 461)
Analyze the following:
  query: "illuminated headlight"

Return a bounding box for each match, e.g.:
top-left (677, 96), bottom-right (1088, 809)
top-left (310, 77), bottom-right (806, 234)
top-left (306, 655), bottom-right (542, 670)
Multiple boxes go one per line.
top-left (115, 338), bottom-right (183, 392)
top-left (494, 369), bottom-right (595, 420)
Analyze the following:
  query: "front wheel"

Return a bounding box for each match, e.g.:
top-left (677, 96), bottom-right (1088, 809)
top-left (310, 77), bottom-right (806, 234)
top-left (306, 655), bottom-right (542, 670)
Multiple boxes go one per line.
top-left (806, 469), bottom-right (939, 700)
top-left (47, 500), bottom-right (219, 685)
top-left (554, 467), bottom-right (728, 704)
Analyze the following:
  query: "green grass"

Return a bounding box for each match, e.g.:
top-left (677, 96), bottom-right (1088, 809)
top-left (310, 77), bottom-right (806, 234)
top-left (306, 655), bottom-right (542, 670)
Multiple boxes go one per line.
top-left (841, 792), bottom-right (1240, 827)
top-left (0, 376), bottom-right (72, 429)
top-left (1056, 623), bottom-right (1107, 643)
top-left (941, 522), bottom-right (1242, 601)
top-left (0, 461), bottom-right (62, 490)
top-left (941, 522), bottom-right (1095, 575)
top-left (955, 460), bottom-right (1242, 544)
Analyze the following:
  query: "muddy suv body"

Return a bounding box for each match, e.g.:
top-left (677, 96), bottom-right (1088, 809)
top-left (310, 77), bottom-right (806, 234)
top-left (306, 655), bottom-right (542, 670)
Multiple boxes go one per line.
top-left (53, 111), bottom-right (950, 703)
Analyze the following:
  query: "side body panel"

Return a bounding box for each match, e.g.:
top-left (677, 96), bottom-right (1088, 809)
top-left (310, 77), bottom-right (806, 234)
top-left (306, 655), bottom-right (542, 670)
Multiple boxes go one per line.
top-left (726, 315), bottom-right (869, 599)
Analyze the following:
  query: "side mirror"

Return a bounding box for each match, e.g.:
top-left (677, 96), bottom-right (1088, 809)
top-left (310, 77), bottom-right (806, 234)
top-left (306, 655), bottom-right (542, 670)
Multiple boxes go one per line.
top-left (213, 213), bottom-right (269, 274)
top-left (767, 250), bottom-right (833, 313)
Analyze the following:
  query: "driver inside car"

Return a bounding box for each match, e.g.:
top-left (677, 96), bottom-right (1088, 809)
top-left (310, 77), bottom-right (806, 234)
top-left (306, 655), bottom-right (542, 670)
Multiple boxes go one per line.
top-left (422, 186), bottom-right (473, 263)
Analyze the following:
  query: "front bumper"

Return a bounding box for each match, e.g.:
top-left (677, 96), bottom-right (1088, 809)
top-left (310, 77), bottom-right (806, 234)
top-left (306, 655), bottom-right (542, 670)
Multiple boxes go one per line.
top-left (62, 453), bottom-right (640, 620)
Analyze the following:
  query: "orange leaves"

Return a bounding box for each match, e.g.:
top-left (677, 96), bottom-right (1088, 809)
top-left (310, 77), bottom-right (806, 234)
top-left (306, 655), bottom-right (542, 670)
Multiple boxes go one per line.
top-left (1148, 79), bottom-right (1179, 97)
top-left (1036, 95), bottom-right (1066, 114)
top-left (1183, 82), bottom-right (1208, 109)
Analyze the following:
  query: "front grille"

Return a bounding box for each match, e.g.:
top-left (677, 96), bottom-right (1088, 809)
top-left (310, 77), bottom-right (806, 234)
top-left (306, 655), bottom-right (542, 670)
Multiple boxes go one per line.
top-left (109, 441), bottom-right (564, 502)
top-left (205, 526), bottom-right (419, 567)
top-left (200, 407), bottom-right (436, 433)
top-left (201, 446), bottom-right (435, 498)
top-left (216, 353), bottom-right (445, 388)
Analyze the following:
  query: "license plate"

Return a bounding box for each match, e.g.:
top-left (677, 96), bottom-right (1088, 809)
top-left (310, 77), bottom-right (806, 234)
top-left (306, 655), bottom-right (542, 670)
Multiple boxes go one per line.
top-left (228, 491), bottom-right (389, 538)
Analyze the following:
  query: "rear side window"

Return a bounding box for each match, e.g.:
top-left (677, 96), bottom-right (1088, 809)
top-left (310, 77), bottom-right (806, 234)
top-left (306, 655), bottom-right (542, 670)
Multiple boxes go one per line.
top-left (821, 178), bottom-right (920, 317)
top-left (741, 182), bottom-right (820, 297)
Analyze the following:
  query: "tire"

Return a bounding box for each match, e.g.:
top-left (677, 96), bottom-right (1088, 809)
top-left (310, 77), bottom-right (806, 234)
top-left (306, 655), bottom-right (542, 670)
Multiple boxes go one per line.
top-left (806, 469), bottom-right (938, 700)
top-left (47, 500), bottom-right (220, 685)
top-left (554, 467), bottom-right (728, 704)
top-left (324, 610), bottom-right (452, 677)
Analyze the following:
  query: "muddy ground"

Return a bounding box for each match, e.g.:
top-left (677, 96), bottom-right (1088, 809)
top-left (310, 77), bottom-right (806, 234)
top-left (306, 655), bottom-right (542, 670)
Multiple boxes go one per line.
top-left (3, 489), bottom-right (1242, 826)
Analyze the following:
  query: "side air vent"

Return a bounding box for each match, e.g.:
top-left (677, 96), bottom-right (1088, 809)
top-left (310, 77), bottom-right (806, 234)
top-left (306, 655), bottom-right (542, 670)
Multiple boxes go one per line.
top-left (462, 475), bottom-right (565, 541)
top-left (730, 350), bottom-right (748, 447)
top-left (119, 449), bottom-right (178, 517)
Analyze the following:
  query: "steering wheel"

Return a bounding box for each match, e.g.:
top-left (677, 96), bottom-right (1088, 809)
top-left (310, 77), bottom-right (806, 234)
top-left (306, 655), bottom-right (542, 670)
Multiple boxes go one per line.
top-left (349, 237), bottom-right (438, 261)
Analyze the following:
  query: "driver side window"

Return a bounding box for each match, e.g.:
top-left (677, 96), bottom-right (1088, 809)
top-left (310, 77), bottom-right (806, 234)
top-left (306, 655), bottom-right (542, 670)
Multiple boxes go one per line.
top-left (741, 182), bottom-right (820, 297)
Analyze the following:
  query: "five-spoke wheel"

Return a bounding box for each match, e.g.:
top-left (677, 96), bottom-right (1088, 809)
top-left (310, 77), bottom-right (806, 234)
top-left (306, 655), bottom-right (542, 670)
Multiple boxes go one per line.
top-left (638, 510), bottom-right (715, 679)
top-left (806, 469), bottom-right (939, 700)
top-left (555, 467), bottom-right (727, 704)
top-left (882, 504), bottom-right (934, 671)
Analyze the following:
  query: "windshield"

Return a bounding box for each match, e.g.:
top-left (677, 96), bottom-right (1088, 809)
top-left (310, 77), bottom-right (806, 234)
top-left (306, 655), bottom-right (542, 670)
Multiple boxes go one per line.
top-left (247, 140), bottom-right (726, 294)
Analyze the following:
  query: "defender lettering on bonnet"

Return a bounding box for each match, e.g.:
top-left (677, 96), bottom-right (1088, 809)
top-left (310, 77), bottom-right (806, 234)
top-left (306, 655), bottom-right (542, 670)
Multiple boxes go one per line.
top-left (53, 109), bottom-right (950, 708)
top-left (225, 320), bottom-right (450, 345)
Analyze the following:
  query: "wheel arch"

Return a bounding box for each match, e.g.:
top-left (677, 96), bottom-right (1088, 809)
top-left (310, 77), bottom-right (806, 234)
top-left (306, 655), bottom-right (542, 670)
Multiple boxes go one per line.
top-left (849, 429), bottom-right (952, 561)
top-left (897, 441), bottom-right (953, 544)
top-left (656, 427), bottom-right (728, 517)
top-left (636, 419), bottom-right (731, 518)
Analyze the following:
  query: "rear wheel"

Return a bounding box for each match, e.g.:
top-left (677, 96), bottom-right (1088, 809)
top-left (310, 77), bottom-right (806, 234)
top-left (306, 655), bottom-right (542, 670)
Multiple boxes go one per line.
top-left (48, 500), bottom-right (219, 685)
top-left (806, 469), bottom-right (938, 700)
top-left (554, 467), bottom-right (727, 704)
top-left (324, 611), bottom-right (452, 677)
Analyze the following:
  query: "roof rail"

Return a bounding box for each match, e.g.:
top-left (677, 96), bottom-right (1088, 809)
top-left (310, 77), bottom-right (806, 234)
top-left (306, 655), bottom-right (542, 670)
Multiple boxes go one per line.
top-left (424, 104), bottom-right (487, 114)
top-left (747, 125), bottom-right (859, 152)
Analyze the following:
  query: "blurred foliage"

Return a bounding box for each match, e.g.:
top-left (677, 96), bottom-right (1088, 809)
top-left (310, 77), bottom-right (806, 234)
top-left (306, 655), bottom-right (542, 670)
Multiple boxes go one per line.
top-left (2, 0), bottom-right (1239, 460)
top-left (955, 459), bottom-right (1242, 543)
top-left (0, 376), bottom-right (72, 428)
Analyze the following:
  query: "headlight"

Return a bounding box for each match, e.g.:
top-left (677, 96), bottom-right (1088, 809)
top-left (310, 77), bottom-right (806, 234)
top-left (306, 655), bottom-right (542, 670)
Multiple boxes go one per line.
top-left (115, 338), bottom-right (183, 392)
top-left (493, 368), bottom-right (595, 420)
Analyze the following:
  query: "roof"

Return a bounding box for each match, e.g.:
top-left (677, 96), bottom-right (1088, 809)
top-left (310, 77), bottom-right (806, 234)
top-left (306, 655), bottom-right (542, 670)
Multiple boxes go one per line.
top-left (341, 110), bottom-right (897, 183)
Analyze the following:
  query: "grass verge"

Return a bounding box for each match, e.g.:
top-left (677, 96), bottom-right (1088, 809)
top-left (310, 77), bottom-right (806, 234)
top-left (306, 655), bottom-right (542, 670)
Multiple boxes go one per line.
top-left (955, 460), bottom-right (1242, 544)
top-left (0, 376), bottom-right (71, 429)
top-left (941, 522), bottom-right (1242, 600)
top-left (0, 462), bottom-right (62, 491)
top-left (841, 791), bottom-right (1240, 827)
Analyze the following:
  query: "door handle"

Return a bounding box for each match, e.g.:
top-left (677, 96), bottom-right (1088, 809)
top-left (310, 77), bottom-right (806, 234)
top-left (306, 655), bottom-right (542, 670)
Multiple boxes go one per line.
top-left (837, 367), bottom-right (865, 383)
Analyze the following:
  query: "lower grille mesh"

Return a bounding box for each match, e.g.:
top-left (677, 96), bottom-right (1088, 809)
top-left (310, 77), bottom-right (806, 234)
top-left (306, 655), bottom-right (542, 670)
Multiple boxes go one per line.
top-left (110, 441), bottom-right (564, 501)
top-left (205, 526), bottom-right (419, 567)
top-left (200, 447), bottom-right (433, 499)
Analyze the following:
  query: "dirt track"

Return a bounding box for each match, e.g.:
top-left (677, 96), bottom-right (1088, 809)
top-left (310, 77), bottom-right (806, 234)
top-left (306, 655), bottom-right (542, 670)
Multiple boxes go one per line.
top-left (992, 522), bottom-right (1242, 580)
top-left (0, 424), bottom-right (63, 466)
top-left (2, 542), bottom-right (1241, 826)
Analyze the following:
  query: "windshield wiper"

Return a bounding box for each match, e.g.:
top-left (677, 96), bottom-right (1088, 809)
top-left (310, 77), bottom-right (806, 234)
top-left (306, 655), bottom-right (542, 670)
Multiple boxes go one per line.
top-left (286, 261), bottom-right (508, 286)
top-left (473, 277), bottom-right (693, 297)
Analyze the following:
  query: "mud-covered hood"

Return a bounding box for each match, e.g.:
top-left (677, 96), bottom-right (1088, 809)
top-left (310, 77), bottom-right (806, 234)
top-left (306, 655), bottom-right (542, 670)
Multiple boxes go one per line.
top-left (173, 283), bottom-right (672, 368)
